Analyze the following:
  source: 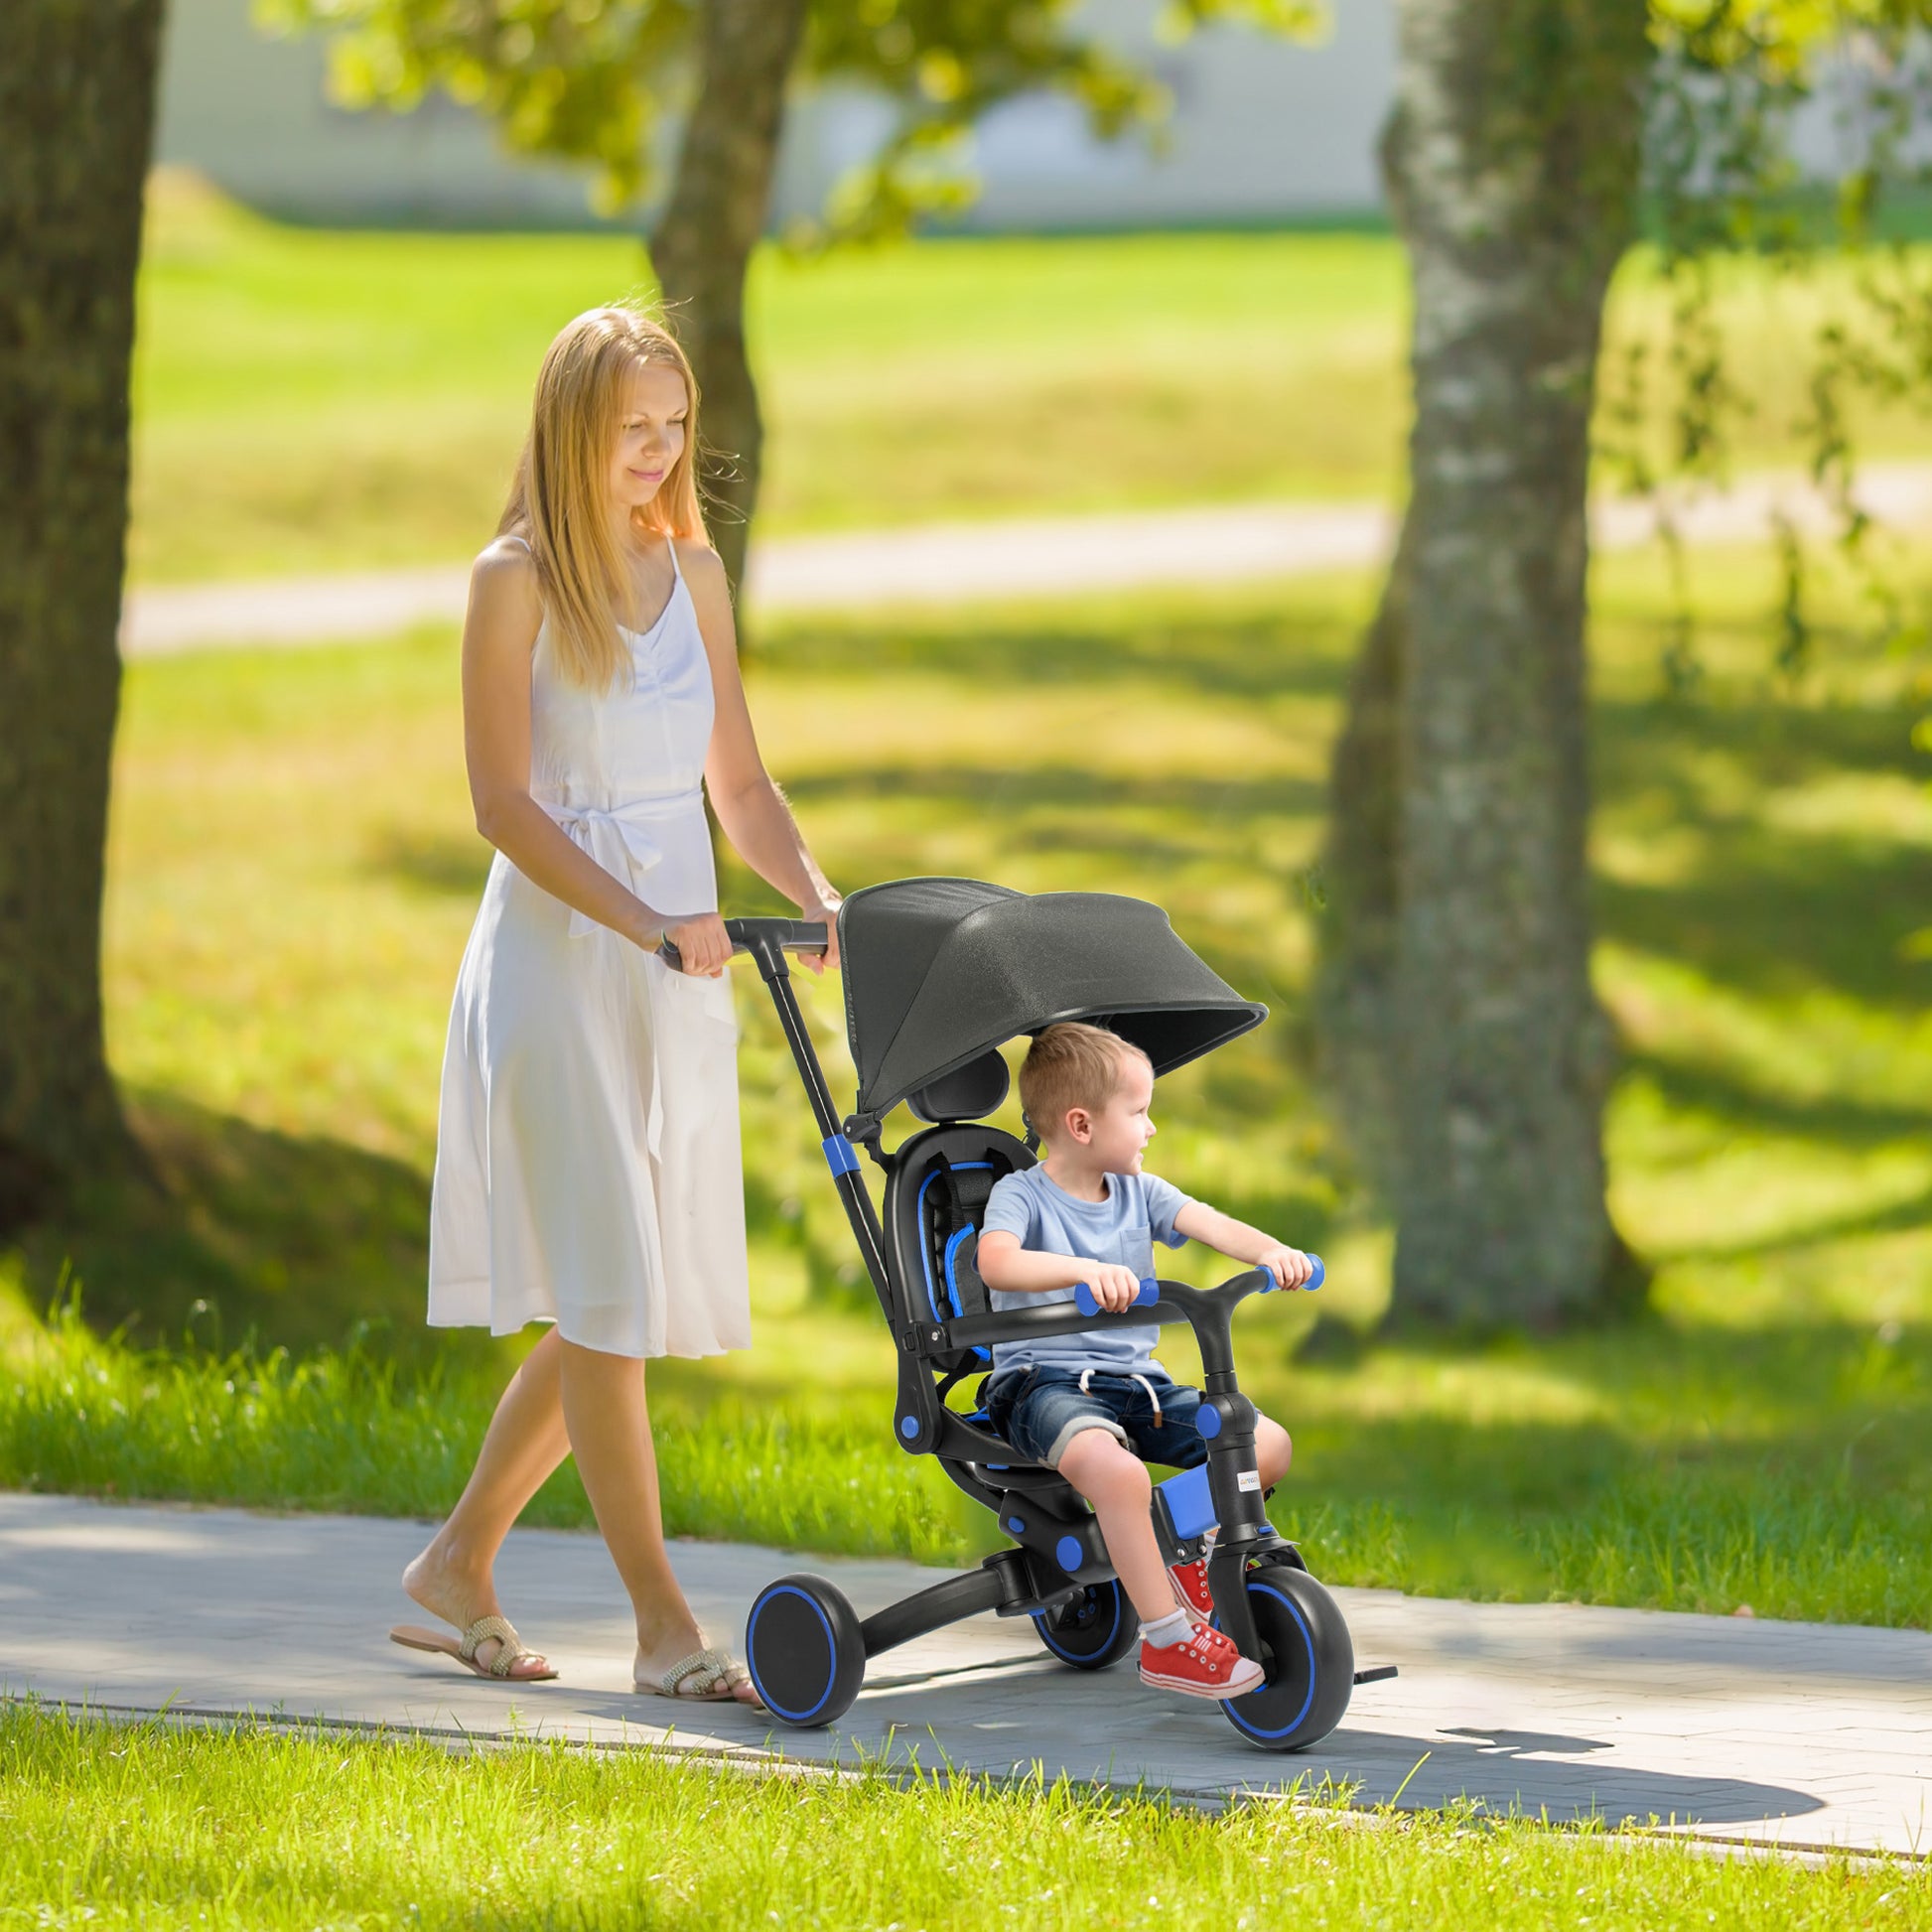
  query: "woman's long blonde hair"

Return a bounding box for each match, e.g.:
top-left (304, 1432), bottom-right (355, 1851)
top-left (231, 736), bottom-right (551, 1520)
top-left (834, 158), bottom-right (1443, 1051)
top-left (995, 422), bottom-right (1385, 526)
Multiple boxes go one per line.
top-left (499, 304), bottom-right (710, 690)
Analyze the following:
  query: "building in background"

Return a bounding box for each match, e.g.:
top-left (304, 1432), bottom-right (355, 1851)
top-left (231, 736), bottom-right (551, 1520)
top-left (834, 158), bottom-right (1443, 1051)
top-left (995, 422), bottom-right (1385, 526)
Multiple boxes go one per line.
top-left (156, 0), bottom-right (1395, 230)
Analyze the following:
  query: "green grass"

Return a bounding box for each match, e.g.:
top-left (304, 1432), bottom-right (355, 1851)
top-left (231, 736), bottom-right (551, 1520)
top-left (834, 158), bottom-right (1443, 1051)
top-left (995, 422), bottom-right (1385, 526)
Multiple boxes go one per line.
top-left (0, 1299), bottom-right (971, 1564)
top-left (4, 1707), bottom-right (1926, 1931)
top-left (7, 533), bottom-right (1931, 1627)
top-left (130, 170), bottom-right (1932, 582)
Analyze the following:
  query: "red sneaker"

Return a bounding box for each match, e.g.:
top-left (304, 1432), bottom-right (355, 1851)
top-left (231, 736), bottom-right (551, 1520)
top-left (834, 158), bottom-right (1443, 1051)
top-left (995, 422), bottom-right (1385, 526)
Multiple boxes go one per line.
top-left (1170, 1554), bottom-right (1214, 1619)
top-left (1139, 1621), bottom-right (1264, 1700)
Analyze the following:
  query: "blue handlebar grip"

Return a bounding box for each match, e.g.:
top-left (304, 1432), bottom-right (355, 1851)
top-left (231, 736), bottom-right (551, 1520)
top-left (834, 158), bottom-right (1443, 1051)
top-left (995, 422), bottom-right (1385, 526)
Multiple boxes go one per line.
top-left (1073, 1278), bottom-right (1161, 1317)
top-left (1261, 1254), bottom-right (1324, 1292)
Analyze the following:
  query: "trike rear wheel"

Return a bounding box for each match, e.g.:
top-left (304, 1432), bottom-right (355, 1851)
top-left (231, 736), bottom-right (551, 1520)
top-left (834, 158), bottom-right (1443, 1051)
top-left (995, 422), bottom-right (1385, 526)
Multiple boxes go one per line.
top-left (1033, 1579), bottom-right (1140, 1670)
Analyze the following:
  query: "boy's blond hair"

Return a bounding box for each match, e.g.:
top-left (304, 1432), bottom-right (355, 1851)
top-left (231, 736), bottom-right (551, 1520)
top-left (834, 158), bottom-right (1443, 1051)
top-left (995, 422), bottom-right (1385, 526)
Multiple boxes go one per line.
top-left (1019, 1024), bottom-right (1151, 1144)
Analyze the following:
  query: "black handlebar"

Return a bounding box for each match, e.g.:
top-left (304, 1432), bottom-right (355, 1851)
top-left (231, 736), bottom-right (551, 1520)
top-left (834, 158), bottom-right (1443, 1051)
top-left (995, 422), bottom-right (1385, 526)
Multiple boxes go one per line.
top-left (657, 916), bottom-right (829, 974)
top-left (937, 1266), bottom-right (1280, 1356)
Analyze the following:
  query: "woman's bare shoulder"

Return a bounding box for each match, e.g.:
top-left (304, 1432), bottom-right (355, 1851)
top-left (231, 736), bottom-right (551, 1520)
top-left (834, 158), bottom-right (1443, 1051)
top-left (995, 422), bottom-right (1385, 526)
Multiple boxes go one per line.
top-left (672, 535), bottom-right (728, 590)
top-left (466, 535), bottom-right (543, 659)
top-left (470, 535), bottom-right (542, 614)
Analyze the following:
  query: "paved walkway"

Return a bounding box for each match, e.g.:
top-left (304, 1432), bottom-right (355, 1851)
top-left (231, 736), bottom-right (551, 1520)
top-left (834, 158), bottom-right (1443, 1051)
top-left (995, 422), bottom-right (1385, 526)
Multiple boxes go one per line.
top-left (3, 1493), bottom-right (1926, 1854)
top-left (119, 466), bottom-right (1932, 657)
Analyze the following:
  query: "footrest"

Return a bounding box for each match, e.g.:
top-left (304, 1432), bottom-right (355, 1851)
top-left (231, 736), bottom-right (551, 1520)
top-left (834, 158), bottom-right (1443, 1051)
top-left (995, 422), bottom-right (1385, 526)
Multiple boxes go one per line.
top-left (1153, 1463), bottom-right (1216, 1543)
top-left (1353, 1664), bottom-right (1399, 1685)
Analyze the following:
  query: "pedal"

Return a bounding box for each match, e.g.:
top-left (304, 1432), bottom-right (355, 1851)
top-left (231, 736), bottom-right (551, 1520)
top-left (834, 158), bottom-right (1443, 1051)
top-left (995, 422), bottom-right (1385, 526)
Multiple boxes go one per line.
top-left (1353, 1664), bottom-right (1399, 1685)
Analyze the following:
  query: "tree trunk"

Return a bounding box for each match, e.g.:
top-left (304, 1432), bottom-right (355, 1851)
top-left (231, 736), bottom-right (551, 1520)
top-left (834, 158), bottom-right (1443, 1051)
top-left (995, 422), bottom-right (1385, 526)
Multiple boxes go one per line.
top-left (1314, 510), bottom-right (1411, 1197)
top-left (0, 0), bottom-right (165, 1232)
top-left (648, 0), bottom-right (808, 610)
top-left (1318, 0), bottom-right (1649, 1326)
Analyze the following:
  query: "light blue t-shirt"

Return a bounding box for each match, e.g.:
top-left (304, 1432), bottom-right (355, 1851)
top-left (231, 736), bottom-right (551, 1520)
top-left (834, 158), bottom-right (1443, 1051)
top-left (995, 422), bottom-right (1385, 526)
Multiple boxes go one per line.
top-left (979, 1165), bottom-right (1194, 1379)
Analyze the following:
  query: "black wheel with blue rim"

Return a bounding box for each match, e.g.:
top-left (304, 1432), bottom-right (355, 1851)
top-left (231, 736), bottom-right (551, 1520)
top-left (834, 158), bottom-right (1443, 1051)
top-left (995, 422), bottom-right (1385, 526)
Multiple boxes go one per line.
top-left (745, 1573), bottom-right (867, 1727)
top-left (1033, 1579), bottom-right (1141, 1670)
top-left (1216, 1558), bottom-right (1353, 1751)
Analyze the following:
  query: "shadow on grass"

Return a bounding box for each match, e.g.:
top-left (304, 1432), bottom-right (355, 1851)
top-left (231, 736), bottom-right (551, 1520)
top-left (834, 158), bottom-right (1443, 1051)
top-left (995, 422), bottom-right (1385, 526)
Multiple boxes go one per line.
top-left (1592, 687), bottom-right (1930, 1015)
top-left (367, 828), bottom-right (492, 900)
top-left (1625, 1052), bottom-right (1932, 1150)
top-left (766, 604), bottom-right (1364, 701)
top-left (5, 1095), bottom-right (459, 1361)
top-left (1597, 833), bottom-right (1931, 1016)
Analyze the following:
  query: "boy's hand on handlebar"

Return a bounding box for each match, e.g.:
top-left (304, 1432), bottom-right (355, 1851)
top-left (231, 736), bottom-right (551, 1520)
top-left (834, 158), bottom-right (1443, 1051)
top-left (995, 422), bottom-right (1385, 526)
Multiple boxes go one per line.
top-left (1082, 1263), bottom-right (1145, 1312)
top-left (1257, 1245), bottom-right (1314, 1291)
top-left (664, 912), bottom-right (731, 977)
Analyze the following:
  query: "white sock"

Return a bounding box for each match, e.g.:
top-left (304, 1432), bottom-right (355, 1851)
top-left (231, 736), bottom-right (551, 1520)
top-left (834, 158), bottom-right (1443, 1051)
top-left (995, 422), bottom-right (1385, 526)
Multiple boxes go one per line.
top-left (1143, 1608), bottom-right (1192, 1649)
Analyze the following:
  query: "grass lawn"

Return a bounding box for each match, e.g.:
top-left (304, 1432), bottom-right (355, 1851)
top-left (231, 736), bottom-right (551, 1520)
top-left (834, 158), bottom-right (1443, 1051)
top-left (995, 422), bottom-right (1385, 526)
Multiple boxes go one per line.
top-left (5, 538), bottom-right (1929, 1624)
top-left (4, 1707), bottom-right (1924, 1931)
top-left (130, 171), bottom-right (1932, 583)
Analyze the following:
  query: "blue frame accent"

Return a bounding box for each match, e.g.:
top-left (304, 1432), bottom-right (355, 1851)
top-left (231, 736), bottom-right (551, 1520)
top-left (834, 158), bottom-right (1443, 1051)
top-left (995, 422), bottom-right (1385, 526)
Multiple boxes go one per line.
top-left (821, 1134), bottom-right (862, 1177)
top-left (1156, 1463), bottom-right (1217, 1542)
top-left (898, 1415), bottom-right (919, 1440)
top-left (911, 1160), bottom-right (995, 1364)
top-left (942, 1226), bottom-right (992, 1363)
top-left (1197, 1403), bottom-right (1222, 1442)
top-left (1054, 1534), bottom-right (1084, 1576)
top-left (1219, 1580), bottom-right (1318, 1741)
top-left (746, 1585), bottom-right (840, 1725)
top-left (915, 1162), bottom-right (993, 1324)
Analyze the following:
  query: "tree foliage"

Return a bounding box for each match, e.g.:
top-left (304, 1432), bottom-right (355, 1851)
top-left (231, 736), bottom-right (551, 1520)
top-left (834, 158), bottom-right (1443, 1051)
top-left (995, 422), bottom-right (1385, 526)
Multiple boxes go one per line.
top-left (261, 0), bottom-right (1327, 242)
top-left (1622, 2), bottom-right (1932, 677)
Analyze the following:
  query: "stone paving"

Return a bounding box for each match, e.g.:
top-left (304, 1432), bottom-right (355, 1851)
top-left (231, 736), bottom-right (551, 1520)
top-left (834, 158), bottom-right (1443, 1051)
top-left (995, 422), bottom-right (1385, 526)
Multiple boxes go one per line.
top-left (3, 1493), bottom-right (1927, 1856)
top-left (119, 465), bottom-right (1932, 656)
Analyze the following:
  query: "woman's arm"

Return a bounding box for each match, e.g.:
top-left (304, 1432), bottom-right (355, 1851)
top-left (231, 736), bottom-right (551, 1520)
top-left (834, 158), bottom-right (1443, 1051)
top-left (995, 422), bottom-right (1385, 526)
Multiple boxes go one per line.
top-left (1172, 1201), bottom-right (1314, 1289)
top-left (463, 540), bottom-right (731, 976)
top-left (682, 542), bottom-right (843, 972)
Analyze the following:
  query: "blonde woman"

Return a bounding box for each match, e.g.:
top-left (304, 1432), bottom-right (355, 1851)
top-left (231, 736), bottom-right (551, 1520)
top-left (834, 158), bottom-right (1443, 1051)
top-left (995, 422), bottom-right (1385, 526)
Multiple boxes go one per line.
top-left (387, 306), bottom-right (840, 1704)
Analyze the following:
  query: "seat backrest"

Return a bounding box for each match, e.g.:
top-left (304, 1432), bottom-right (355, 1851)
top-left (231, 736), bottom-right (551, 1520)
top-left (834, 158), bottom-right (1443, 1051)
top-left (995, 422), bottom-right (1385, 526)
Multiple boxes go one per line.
top-left (884, 1123), bottom-right (1034, 1372)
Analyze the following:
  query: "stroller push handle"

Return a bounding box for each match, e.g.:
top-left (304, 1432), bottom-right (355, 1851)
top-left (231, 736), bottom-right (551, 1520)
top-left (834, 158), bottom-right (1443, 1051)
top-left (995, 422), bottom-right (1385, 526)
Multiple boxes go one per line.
top-left (657, 916), bottom-right (829, 975)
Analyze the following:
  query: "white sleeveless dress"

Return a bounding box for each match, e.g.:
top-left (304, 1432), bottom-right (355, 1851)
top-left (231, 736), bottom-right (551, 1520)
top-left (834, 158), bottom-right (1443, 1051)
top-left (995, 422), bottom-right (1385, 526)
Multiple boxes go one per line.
top-left (426, 538), bottom-right (750, 1359)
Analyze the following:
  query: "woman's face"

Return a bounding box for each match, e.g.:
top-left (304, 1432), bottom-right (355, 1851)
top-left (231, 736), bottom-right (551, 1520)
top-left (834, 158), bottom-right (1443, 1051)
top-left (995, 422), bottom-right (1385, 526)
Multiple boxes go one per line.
top-left (609, 361), bottom-right (689, 513)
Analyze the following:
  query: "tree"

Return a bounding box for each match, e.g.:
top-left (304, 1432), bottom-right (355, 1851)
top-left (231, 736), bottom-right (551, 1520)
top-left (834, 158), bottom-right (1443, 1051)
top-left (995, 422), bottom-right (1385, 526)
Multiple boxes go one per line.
top-left (0, 0), bottom-right (167, 1233)
top-left (1318, 0), bottom-right (1932, 1327)
top-left (267, 0), bottom-right (1315, 595)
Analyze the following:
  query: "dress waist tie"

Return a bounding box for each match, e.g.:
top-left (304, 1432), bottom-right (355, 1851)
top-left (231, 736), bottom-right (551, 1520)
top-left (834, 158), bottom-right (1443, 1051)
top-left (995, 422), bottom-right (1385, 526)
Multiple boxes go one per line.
top-left (542, 790), bottom-right (705, 939)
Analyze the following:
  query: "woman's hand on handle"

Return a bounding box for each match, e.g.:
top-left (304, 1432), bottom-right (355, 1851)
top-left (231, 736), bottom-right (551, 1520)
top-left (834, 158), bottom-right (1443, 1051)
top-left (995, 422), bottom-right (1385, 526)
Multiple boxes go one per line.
top-left (664, 912), bottom-right (731, 978)
top-left (795, 897), bottom-right (842, 976)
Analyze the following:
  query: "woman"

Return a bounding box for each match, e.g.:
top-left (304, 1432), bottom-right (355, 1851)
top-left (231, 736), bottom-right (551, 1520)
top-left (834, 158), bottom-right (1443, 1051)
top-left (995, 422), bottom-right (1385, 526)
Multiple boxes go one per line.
top-left (387, 305), bottom-right (840, 1704)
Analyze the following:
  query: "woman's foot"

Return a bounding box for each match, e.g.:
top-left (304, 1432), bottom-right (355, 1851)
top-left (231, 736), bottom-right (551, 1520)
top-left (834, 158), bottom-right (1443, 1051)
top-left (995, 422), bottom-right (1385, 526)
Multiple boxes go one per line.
top-left (401, 1536), bottom-right (555, 1681)
top-left (635, 1627), bottom-right (761, 1706)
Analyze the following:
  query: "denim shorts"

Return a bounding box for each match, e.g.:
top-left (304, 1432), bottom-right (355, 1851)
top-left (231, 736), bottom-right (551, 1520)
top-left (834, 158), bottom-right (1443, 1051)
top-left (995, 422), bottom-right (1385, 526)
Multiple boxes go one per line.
top-left (985, 1365), bottom-right (1210, 1470)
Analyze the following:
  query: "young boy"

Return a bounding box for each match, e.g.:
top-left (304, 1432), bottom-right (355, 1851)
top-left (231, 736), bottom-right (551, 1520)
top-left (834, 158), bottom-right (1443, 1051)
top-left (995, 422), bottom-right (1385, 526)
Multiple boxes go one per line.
top-left (974, 1022), bottom-right (1313, 1701)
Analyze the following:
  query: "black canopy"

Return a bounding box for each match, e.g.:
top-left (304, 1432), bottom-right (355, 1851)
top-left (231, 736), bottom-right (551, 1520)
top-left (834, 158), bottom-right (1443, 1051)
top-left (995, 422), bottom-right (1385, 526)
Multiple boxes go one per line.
top-left (838, 878), bottom-right (1267, 1124)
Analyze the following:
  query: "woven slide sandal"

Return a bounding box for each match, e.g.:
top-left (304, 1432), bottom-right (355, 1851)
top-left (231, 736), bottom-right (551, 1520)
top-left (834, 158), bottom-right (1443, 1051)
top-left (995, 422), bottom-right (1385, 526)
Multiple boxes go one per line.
top-left (389, 1613), bottom-right (559, 1682)
top-left (638, 1645), bottom-right (761, 1705)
